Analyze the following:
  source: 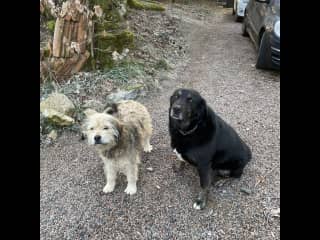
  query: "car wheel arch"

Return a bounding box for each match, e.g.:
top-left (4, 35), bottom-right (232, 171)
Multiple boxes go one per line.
top-left (256, 27), bottom-right (272, 69)
top-left (259, 28), bottom-right (266, 45)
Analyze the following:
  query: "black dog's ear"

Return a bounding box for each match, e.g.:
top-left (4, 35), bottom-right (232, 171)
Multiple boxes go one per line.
top-left (169, 94), bottom-right (175, 105)
top-left (104, 103), bottom-right (118, 115)
top-left (198, 98), bottom-right (207, 118)
top-left (170, 89), bottom-right (182, 105)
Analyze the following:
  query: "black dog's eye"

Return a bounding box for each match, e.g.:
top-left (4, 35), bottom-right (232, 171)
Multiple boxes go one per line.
top-left (187, 96), bottom-right (192, 102)
top-left (104, 127), bottom-right (109, 130)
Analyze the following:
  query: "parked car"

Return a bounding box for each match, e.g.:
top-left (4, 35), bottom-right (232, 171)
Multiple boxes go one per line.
top-left (242, 0), bottom-right (280, 70)
top-left (232, 0), bottom-right (249, 22)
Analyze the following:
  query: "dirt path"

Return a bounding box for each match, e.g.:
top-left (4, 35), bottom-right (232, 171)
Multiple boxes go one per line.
top-left (41, 2), bottom-right (280, 239)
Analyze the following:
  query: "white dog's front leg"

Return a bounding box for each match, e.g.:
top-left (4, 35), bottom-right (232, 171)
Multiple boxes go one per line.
top-left (143, 137), bottom-right (153, 153)
top-left (103, 163), bottom-right (116, 193)
top-left (124, 164), bottom-right (138, 195)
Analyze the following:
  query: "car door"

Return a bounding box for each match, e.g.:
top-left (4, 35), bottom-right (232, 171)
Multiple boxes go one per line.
top-left (253, 1), bottom-right (268, 38)
top-left (250, 1), bottom-right (261, 37)
top-left (246, 0), bottom-right (258, 35)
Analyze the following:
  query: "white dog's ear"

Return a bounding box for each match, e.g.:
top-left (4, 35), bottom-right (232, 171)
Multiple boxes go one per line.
top-left (103, 103), bottom-right (118, 115)
top-left (83, 108), bottom-right (97, 117)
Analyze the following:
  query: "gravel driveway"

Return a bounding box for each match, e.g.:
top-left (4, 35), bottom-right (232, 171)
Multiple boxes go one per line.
top-left (40, 2), bottom-right (280, 239)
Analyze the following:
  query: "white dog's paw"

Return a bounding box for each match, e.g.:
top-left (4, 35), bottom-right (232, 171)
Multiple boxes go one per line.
top-left (103, 184), bottom-right (115, 193)
top-left (143, 144), bottom-right (153, 153)
top-left (124, 184), bottom-right (137, 195)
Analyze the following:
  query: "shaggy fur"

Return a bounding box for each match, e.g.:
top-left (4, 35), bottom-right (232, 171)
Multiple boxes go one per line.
top-left (82, 100), bottom-right (153, 195)
top-left (169, 89), bottom-right (252, 210)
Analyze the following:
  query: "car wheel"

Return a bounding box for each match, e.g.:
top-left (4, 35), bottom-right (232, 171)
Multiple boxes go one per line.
top-left (235, 14), bottom-right (242, 22)
top-left (242, 15), bottom-right (249, 36)
top-left (256, 31), bottom-right (273, 69)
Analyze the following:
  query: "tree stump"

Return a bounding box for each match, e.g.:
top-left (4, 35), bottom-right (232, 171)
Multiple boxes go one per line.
top-left (44, 0), bottom-right (92, 80)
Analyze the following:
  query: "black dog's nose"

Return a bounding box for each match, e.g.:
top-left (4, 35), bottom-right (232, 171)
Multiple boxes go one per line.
top-left (94, 135), bottom-right (101, 142)
top-left (173, 106), bottom-right (181, 115)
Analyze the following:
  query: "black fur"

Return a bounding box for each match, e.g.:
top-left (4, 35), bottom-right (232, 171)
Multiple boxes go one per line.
top-left (169, 88), bottom-right (252, 209)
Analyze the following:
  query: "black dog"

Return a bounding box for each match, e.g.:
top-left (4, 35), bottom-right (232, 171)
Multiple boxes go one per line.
top-left (169, 88), bottom-right (252, 210)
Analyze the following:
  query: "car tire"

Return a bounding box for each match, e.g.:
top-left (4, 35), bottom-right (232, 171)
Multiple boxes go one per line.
top-left (256, 31), bottom-right (273, 69)
top-left (235, 14), bottom-right (242, 22)
top-left (242, 15), bottom-right (249, 36)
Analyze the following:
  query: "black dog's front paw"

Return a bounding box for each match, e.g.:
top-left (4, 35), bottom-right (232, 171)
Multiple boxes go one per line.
top-left (193, 189), bottom-right (208, 210)
top-left (193, 198), bottom-right (206, 210)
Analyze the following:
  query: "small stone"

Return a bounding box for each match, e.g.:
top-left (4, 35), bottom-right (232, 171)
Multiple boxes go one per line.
top-left (156, 185), bottom-right (160, 189)
top-left (146, 167), bottom-right (154, 172)
top-left (82, 99), bottom-right (104, 111)
top-left (106, 89), bottom-right (138, 102)
top-left (240, 187), bottom-right (252, 195)
top-left (42, 109), bottom-right (75, 126)
top-left (47, 130), bottom-right (57, 140)
top-left (40, 92), bottom-right (75, 117)
top-left (270, 208), bottom-right (280, 217)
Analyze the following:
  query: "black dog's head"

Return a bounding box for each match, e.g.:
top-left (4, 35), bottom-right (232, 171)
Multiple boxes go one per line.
top-left (169, 88), bottom-right (207, 131)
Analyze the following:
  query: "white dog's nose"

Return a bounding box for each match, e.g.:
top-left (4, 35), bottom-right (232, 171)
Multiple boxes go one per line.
top-left (94, 135), bottom-right (101, 142)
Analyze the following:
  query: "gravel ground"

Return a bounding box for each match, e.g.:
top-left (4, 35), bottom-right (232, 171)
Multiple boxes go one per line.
top-left (40, 2), bottom-right (280, 239)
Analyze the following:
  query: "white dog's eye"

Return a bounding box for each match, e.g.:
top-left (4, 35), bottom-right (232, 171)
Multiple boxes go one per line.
top-left (104, 127), bottom-right (109, 130)
top-left (90, 127), bottom-right (94, 130)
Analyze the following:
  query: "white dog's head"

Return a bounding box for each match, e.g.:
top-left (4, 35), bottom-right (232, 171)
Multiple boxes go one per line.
top-left (82, 109), bottom-right (121, 149)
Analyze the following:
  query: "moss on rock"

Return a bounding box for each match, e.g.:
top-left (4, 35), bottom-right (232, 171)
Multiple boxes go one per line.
top-left (42, 47), bottom-right (51, 58)
top-left (46, 20), bottom-right (56, 33)
top-left (94, 30), bottom-right (135, 69)
top-left (95, 20), bottom-right (122, 32)
top-left (89, 0), bottom-right (125, 22)
top-left (84, 0), bottom-right (134, 70)
top-left (127, 0), bottom-right (165, 11)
